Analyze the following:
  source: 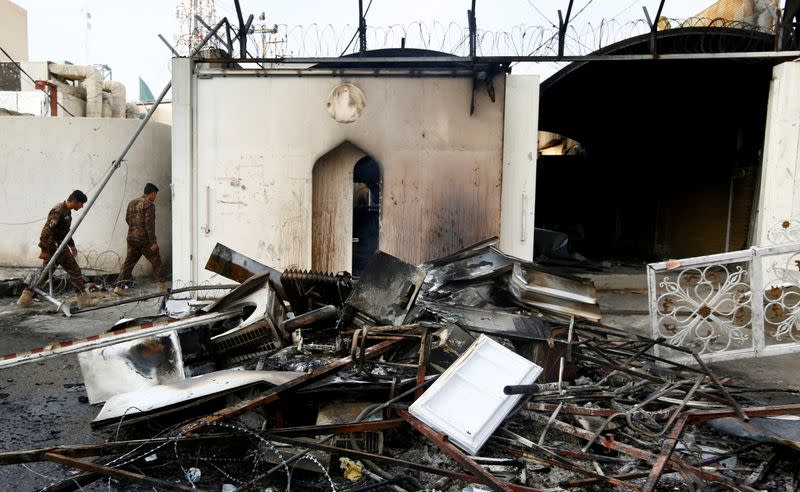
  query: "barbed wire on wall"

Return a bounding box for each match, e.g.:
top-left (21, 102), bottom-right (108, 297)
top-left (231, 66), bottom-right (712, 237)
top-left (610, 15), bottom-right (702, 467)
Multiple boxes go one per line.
top-left (226, 16), bottom-right (775, 59)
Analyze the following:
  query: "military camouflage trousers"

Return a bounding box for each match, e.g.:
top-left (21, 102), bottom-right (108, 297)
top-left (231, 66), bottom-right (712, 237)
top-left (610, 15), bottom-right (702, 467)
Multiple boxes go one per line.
top-left (117, 242), bottom-right (165, 286)
top-left (42, 251), bottom-right (84, 294)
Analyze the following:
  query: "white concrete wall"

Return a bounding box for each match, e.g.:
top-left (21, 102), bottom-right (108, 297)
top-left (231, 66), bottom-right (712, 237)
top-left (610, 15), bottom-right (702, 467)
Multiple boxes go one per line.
top-left (0, 117), bottom-right (172, 278)
top-left (19, 62), bottom-right (47, 91)
top-left (172, 60), bottom-right (538, 285)
top-left (135, 102), bottom-right (172, 125)
top-left (0, 0), bottom-right (28, 62)
top-left (754, 61), bottom-right (800, 245)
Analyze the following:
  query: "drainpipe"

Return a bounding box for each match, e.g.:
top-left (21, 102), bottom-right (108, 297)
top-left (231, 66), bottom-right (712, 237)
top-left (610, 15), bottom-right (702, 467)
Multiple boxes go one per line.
top-left (102, 80), bottom-right (126, 118)
top-left (27, 18), bottom-right (229, 314)
top-left (48, 63), bottom-right (104, 117)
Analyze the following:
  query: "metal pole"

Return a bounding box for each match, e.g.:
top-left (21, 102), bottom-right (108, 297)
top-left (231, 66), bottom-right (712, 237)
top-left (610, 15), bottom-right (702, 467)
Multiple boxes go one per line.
top-left (358, 0), bottom-right (367, 53)
top-left (32, 287), bottom-right (71, 317)
top-left (27, 18), bottom-right (228, 312)
top-left (158, 34), bottom-right (180, 57)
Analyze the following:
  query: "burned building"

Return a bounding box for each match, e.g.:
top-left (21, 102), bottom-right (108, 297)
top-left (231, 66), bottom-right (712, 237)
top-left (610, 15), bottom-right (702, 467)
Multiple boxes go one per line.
top-left (171, 50), bottom-right (539, 284)
top-left (537, 26), bottom-right (798, 261)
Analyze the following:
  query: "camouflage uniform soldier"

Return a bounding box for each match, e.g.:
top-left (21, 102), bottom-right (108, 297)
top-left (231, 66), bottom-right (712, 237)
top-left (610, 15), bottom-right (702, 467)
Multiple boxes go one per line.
top-left (114, 183), bottom-right (166, 295)
top-left (17, 190), bottom-right (92, 308)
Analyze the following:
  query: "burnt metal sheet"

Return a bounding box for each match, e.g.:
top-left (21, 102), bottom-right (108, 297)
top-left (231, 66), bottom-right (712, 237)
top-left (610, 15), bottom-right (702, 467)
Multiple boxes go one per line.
top-left (77, 331), bottom-right (184, 404)
top-left (707, 416), bottom-right (800, 451)
top-left (424, 303), bottom-right (551, 341)
top-left (419, 279), bottom-right (500, 308)
top-left (511, 263), bottom-right (597, 304)
top-left (204, 271), bottom-right (270, 312)
top-left (424, 246), bottom-right (514, 292)
top-left (92, 369), bottom-right (305, 426)
top-left (344, 251), bottom-right (425, 326)
top-left (509, 263), bottom-right (602, 321)
top-left (204, 242), bottom-right (286, 299)
top-left (423, 236), bottom-right (501, 267)
top-left (0, 310), bottom-right (240, 370)
top-left (205, 242), bottom-right (278, 283)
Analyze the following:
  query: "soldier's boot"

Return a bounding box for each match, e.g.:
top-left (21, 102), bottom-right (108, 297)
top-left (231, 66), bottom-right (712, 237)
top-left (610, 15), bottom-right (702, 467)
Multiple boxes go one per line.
top-left (17, 289), bottom-right (34, 307)
top-left (77, 292), bottom-right (97, 309)
top-left (157, 282), bottom-right (168, 293)
top-left (113, 286), bottom-right (125, 296)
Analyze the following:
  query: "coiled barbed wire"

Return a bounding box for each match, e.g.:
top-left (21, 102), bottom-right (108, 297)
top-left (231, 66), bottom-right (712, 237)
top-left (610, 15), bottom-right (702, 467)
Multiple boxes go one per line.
top-left (216, 17), bottom-right (777, 59)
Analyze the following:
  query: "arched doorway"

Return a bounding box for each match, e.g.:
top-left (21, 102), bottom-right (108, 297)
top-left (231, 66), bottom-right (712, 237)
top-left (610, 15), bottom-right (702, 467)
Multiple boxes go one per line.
top-left (312, 142), bottom-right (381, 275)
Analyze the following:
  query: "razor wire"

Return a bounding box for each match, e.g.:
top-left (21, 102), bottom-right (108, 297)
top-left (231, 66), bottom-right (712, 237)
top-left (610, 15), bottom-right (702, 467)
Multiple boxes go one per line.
top-left (228, 17), bottom-right (776, 59)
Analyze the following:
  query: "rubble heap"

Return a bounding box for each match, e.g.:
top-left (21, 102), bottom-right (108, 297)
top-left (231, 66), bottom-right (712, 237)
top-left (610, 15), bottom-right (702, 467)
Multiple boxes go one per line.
top-left (1, 238), bottom-right (799, 491)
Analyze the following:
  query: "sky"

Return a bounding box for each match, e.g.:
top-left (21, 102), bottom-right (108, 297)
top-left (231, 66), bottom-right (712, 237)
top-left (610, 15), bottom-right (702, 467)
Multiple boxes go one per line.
top-left (11, 0), bottom-right (708, 101)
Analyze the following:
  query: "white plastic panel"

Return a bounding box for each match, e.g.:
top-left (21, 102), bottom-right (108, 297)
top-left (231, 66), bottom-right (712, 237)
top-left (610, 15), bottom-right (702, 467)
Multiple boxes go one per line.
top-left (94, 369), bottom-right (305, 424)
top-left (409, 334), bottom-right (542, 454)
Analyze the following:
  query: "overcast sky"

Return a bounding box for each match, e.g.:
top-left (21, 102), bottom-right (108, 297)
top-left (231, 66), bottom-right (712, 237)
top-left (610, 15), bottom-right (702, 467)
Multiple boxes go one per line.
top-left (13, 0), bottom-right (707, 100)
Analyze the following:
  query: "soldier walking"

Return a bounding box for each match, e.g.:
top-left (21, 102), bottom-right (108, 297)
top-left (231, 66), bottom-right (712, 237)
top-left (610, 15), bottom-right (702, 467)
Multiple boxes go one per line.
top-left (17, 190), bottom-right (93, 308)
top-left (114, 183), bottom-right (166, 295)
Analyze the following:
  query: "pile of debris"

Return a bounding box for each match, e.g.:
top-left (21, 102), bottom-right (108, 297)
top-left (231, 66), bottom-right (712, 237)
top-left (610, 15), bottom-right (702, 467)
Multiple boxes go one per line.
top-left (1, 238), bottom-right (799, 491)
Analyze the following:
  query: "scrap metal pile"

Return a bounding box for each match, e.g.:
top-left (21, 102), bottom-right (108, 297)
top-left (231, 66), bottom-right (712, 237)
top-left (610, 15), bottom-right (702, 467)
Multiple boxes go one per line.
top-left (1, 238), bottom-right (799, 491)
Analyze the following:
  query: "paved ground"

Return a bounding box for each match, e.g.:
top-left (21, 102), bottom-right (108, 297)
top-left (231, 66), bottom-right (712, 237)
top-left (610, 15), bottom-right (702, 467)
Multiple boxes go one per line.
top-left (0, 282), bottom-right (164, 491)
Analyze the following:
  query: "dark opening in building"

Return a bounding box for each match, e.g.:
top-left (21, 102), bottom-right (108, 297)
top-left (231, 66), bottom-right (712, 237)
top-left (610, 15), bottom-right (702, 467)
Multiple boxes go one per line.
top-left (352, 156), bottom-right (381, 276)
top-left (536, 27), bottom-right (781, 263)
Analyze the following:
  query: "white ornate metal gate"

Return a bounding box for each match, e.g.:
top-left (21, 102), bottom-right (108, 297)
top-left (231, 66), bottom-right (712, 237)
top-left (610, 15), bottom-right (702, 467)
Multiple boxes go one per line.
top-left (648, 228), bottom-right (800, 362)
